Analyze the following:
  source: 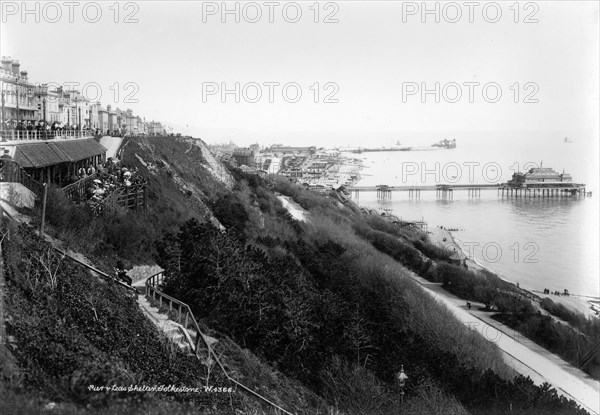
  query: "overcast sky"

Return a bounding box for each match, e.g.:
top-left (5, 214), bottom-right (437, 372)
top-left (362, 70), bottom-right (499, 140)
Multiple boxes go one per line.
top-left (1, 1), bottom-right (598, 146)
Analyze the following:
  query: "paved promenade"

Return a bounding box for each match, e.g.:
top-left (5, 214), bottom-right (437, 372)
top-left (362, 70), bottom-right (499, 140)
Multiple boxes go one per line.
top-left (409, 271), bottom-right (600, 414)
top-left (99, 135), bottom-right (123, 159)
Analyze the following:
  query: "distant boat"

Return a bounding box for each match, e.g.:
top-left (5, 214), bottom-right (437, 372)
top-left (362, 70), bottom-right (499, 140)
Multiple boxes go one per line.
top-left (431, 139), bottom-right (456, 149)
top-left (564, 137), bottom-right (573, 143)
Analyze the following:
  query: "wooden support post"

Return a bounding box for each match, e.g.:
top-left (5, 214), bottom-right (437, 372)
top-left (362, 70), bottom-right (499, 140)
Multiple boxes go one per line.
top-left (40, 183), bottom-right (48, 235)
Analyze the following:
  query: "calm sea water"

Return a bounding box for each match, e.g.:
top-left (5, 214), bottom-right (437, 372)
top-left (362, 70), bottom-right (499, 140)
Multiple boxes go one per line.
top-left (346, 132), bottom-right (599, 298)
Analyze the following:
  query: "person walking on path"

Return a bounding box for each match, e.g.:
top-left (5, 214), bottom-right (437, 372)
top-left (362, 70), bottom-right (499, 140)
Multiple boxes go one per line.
top-left (115, 260), bottom-right (132, 286)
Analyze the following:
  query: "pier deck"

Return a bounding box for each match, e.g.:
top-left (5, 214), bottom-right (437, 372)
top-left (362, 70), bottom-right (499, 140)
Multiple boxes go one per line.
top-left (348, 183), bottom-right (588, 199)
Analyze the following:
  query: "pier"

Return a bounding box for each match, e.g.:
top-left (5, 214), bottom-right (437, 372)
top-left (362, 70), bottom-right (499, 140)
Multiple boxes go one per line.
top-left (349, 183), bottom-right (589, 200)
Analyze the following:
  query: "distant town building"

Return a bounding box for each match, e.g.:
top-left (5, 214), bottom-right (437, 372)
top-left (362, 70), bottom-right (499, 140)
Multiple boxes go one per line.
top-left (1, 57), bottom-right (37, 123)
top-left (232, 148), bottom-right (255, 168)
top-left (508, 166), bottom-right (574, 187)
top-left (147, 120), bottom-right (166, 136)
top-left (34, 84), bottom-right (62, 123)
top-left (269, 145), bottom-right (317, 155)
top-left (1, 57), bottom-right (174, 136)
top-left (107, 105), bottom-right (118, 132)
top-left (97, 104), bottom-right (109, 132)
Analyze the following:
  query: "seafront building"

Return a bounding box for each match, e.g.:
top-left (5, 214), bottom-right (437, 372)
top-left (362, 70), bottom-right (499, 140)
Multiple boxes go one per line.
top-left (1, 58), bottom-right (36, 122)
top-left (1, 56), bottom-right (168, 137)
top-left (0, 56), bottom-right (173, 209)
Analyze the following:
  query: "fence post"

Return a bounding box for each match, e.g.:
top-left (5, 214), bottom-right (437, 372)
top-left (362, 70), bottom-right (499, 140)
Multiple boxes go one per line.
top-left (40, 183), bottom-right (48, 235)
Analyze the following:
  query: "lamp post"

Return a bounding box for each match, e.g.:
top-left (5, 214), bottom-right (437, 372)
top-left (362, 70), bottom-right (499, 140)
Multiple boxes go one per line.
top-left (396, 365), bottom-right (408, 404)
top-left (15, 79), bottom-right (20, 124)
top-left (1, 90), bottom-right (4, 128)
top-left (78, 106), bottom-right (81, 131)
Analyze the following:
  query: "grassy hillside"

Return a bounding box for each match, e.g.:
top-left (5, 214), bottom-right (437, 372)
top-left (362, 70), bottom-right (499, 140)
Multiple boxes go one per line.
top-left (25, 136), bottom-right (235, 271)
top-left (156, 169), bottom-right (589, 415)
top-left (4, 136), bottom-right (591, 414)
top-left (1, 223), bottom-right (235, 414)
top-left (0, 222), bottom-right (330, 414)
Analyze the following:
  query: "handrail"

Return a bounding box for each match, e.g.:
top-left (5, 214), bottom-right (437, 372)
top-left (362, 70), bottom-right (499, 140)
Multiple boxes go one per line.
top-left (145, 271), bottom-right (293, 415)
top-left (0, 209), bottom-right (136, 295)
top-left (54, 248), bottom-right (137, 295)
top-left (61, 172), bottom-right (99, 201)
top-left (91, 183), bottom-right (146, 217)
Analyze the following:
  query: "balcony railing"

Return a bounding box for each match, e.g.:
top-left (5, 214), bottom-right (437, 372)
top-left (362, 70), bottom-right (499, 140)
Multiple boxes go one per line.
top-left (0, 129), bottom-right (95, 142)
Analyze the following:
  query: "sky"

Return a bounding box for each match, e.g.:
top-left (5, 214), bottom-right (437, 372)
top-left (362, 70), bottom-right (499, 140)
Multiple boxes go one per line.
top-left (1, 1), bottom-right (598, 147)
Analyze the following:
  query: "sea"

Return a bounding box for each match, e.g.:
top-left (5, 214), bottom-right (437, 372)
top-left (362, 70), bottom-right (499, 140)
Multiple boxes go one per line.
top-left (344, 132), bottom-right (600, 298)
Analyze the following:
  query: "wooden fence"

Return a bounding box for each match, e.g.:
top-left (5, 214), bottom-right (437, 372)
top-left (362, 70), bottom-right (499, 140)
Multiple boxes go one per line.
top-left (61, 173), bottom-right (99, 202)
top-left (91, 184), bottom-right (147, 217)
top-left (0, 159), bottom-right (44, 197)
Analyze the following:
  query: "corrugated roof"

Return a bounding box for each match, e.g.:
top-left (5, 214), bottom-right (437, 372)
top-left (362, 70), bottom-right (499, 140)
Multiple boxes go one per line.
top-left (13, 143), bottom-right (70, 168)
top-left (56, 139), bottom-right (106, 162)
top-left (13, 139), bottom-right (106, 168)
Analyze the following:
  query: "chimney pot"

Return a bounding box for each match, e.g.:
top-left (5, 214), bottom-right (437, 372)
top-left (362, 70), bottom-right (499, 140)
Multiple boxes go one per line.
top-left (11, 60), bottom-right (20, 76)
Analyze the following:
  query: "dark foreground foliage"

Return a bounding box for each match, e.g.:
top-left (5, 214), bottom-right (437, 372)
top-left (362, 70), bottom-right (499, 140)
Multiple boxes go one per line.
top-left (156, 176), bottom-right (589, 415)
top-left (1, 224), bottom-right (237, 414)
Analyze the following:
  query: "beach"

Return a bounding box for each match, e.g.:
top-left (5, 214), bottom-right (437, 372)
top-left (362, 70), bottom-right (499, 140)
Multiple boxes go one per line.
top-left (428, 227), bottom-right (599, 320)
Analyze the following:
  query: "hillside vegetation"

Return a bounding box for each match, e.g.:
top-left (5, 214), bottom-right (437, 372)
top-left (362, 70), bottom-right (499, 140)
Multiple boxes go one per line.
top-left (2, 136), bottom-right (591, 414)
top-left (156, 167), bottom-right (588, 414)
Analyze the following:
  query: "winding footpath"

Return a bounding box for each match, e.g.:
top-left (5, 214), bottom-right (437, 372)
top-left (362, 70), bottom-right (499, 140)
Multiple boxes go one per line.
top-left (278, 199), bottom-right (600, 413)
top-left (410, 271), bottom-right (600, 414)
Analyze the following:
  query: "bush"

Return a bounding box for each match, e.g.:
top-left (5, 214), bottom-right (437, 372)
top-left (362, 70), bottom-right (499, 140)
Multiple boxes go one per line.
top-left (2, 224), bottom-right (237, 412)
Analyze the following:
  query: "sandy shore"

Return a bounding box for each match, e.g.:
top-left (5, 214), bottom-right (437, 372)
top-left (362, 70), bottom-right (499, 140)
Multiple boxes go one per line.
top-left (428, 227), bottom-right (599, 319)
top-left (305, 156), bottom-right (363, 188)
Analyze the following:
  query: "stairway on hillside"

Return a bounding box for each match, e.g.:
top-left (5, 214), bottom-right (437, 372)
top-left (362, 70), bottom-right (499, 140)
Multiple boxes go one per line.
top-left (132, 276), bottom-right (198, 356)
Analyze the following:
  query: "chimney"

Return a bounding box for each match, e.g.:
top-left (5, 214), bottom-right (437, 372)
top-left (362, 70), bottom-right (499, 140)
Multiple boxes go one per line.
top-left (1, 57), bottom-right (12, 72)
top-left (20, 70), bottom-right (28, 80)
top-left (107, 105), bottom-right (111, 111)
top-left (11, 60), bottom-right (20, 76)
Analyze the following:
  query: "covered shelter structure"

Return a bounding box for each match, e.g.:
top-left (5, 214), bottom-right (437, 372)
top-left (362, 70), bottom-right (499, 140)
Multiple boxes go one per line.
top-left (10, 138), bottom-right (106, 186)
top-left (449, 250), bottom-right (468, 268)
